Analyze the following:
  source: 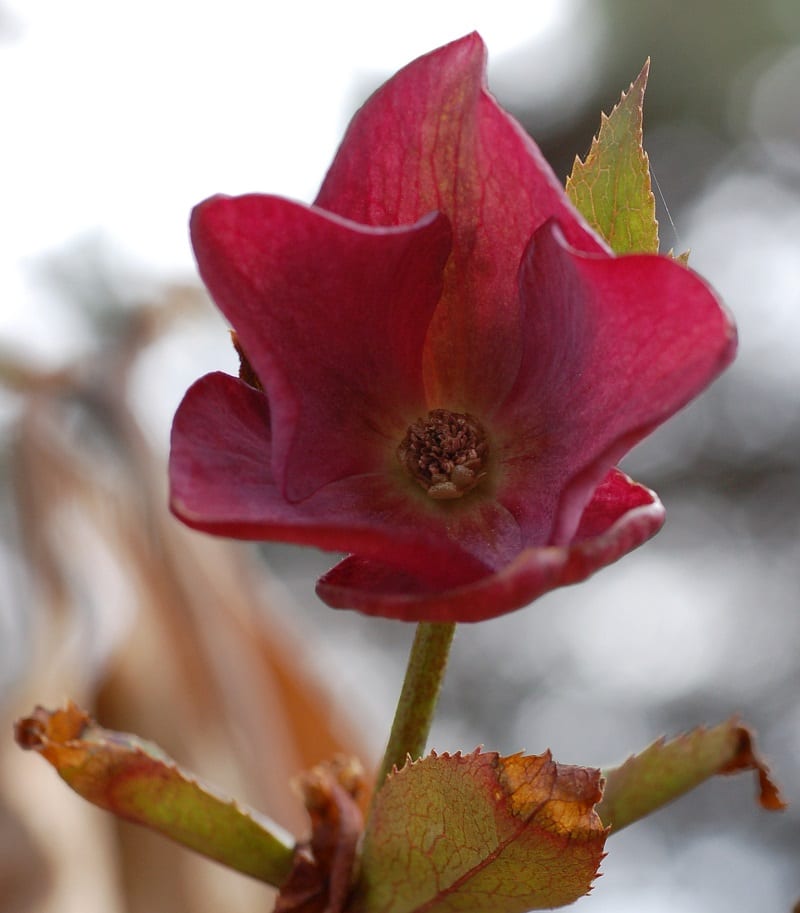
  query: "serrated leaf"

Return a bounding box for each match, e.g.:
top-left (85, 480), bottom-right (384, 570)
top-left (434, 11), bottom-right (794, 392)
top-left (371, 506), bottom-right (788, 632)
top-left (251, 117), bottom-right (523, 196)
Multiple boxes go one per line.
top-left (350, 750), bottom-right (607, 913)
top-left (14, 702), bottom-right (295, 886)
top-left (597, 718), bottom-right (786, 832)
top-left (567, 60), bottom-right (658, 254)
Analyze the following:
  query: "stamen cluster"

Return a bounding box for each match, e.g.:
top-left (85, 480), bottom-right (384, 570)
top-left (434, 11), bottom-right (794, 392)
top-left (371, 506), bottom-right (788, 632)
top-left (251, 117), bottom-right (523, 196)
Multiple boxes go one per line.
top-left (398, 409), bottom-right (489, 500)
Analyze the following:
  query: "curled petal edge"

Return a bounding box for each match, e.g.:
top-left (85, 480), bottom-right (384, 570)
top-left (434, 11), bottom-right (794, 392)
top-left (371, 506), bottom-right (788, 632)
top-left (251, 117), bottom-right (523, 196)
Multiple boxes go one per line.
top-left (317, 470), bottom-right (665, 623)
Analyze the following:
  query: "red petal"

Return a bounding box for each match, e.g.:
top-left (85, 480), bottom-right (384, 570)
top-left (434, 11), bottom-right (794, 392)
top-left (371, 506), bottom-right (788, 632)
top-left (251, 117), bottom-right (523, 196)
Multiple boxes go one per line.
top-left (316, 470), bottom-right (664, 622)
top-left (170, 372), bottom-right (519, 585)
top-left (316, 33), bottom-right (604, 411)
top-left (494, 220), bottom-right (737, 548)
top-left (190, 195), bottom-right (452, 501)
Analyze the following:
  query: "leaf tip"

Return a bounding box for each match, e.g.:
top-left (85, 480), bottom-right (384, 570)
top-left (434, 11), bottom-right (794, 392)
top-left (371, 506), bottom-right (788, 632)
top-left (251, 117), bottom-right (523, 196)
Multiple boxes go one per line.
top-left (14, 701), bottom-right (90, 754)
top-left (720, 722), bottom-right (787, 812)
top-left (625, 58), bottom-right (650, 106)
top-left (13, 709), bottom-right (47, 751)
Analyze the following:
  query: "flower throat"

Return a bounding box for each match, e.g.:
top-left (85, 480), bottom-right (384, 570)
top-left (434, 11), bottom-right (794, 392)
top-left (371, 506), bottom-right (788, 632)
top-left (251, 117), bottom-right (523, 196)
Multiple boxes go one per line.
top-left (398, 409), bottom-right (489, 500)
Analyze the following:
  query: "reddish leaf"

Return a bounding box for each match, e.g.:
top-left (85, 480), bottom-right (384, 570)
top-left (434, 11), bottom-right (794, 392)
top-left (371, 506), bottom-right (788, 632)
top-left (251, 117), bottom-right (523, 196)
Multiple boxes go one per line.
top-left (14, 702), bottom-right (295, 886)
top-left (597, 719), bottom-right (786, 832)
top-left (350, 750), bottom-right (607, 913)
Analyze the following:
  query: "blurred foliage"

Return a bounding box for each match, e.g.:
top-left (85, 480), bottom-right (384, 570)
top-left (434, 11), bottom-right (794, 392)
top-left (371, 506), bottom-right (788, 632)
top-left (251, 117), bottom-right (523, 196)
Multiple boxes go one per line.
top-left (0, 274), bottom-right (370, 913)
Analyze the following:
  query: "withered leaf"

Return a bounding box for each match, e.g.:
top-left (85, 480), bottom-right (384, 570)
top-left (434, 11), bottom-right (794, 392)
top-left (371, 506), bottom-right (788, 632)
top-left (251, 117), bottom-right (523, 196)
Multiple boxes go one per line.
top-left (275, 756), bottom-right (364, 913)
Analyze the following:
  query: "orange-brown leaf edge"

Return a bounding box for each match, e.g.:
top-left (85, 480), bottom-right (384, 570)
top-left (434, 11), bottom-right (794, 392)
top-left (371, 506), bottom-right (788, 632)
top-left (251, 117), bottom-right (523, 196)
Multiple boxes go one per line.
top-left (718, 722), bottom-right (785, 811)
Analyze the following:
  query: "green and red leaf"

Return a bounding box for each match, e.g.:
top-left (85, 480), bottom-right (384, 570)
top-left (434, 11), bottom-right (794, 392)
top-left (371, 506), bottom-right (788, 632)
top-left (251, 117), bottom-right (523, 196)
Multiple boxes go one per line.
top-left (350, 750), bottom-right (607, 913)
top-left (567, 61), bottom-right (658, 255)
top-left (14, 702), bottom-right (295, 886)
top-left (597, 719), bottom-right (786, 832)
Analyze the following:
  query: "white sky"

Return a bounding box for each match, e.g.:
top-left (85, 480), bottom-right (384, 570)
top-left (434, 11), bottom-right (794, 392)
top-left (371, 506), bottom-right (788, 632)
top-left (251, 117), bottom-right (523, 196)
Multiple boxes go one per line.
top-left (0, 0), bottom-right (591, 361)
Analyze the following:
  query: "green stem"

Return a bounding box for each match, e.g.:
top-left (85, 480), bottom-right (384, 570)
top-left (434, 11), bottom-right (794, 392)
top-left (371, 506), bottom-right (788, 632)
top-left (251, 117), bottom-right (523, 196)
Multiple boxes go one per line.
top-left (374, 621), bottom-right (456, 790)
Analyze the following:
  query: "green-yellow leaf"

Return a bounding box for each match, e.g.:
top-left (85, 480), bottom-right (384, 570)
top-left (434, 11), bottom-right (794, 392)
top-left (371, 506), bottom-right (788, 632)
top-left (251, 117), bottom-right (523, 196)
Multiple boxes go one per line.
top-left (350, 750), bottom-right (607, 913)
top-left (15, 702), bottom-right (295, 886)
top-left (597, 718), bottom-right (786, 832)
top-left (566, 60), bottom-right (658, 254)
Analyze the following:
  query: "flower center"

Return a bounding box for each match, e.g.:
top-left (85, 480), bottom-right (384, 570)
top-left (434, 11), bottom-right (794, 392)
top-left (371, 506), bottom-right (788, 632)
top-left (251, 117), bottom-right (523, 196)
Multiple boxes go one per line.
top-left (397, 409), bottom-right (489, 501)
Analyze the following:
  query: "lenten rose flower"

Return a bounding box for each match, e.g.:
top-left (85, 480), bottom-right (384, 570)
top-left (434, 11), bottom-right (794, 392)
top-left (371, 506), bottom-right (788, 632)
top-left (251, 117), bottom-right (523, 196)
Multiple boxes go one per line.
top-left (169, 34), bottom-right (736, 623)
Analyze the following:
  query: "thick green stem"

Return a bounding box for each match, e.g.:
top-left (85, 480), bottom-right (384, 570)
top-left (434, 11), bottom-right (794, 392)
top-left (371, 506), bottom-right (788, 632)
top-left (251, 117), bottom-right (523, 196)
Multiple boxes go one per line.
top-left (375, 621), bottom-right (456, 790)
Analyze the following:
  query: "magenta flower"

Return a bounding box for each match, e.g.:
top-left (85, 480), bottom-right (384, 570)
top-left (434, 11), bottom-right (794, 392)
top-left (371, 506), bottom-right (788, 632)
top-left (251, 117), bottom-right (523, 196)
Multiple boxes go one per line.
top-left (169, 34), bottom-right (735, 623)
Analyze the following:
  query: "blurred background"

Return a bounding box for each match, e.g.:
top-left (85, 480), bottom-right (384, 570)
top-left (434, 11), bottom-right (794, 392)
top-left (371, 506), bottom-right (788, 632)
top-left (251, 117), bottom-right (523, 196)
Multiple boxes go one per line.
top-left (1, 1), bottom-right (798, 911)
